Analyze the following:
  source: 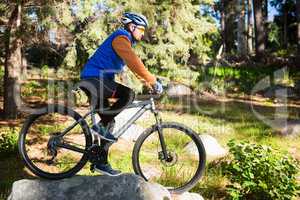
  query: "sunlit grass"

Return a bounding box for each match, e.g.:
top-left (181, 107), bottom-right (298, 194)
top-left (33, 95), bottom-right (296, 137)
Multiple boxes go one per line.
top-left (191, 161), bottom-right (229, 199)
top-left (136, 97), bottom-right (300, 199)
top-left (1, 92), bottom-right (300, 199)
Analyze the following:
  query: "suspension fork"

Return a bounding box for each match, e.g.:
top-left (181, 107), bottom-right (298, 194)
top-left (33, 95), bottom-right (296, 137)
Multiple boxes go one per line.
top-left (154, 110), bottom-right (169, 160)
top-left (150, 97), bottom-right (169, 160)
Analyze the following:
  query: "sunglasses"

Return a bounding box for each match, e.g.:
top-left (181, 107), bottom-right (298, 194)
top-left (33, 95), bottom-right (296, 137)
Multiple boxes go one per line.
top-left (135, 26), bottom-right (145, 33)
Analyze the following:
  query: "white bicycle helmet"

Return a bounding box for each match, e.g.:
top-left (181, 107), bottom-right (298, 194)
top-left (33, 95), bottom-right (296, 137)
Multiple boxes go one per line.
top-left (121, 12), bottom-right (149, 28)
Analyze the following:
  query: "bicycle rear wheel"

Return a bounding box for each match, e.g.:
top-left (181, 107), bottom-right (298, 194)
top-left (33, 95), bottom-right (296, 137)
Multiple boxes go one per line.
top-left (132, 122), bottom-right (206, 194)
top-left (18, 104), bottom-right (92, 179)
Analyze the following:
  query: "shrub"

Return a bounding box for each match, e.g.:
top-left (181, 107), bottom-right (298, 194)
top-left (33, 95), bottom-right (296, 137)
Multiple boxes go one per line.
top-left (41, 65), bottom-right (49, 78)
top-left (196, 66), bottom-right (292, 94)
top-left (225, 140), bottom-right (299, 200)
top-left (0, 128), bottom-right (18, 158)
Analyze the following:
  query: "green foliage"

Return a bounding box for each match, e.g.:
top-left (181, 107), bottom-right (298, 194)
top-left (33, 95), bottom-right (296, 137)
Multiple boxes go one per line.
top-left (41, 65), bottom-right (49, 78)
top-left (268, 23), bottom-right (280, 50)
top-left (53, 0), bottom-right (216, 85)
top-left (0, 128), bottom-right (18, 158)
top-left (273, 47), bottom-right (297, 58)
top-left (270, 0), bottom-right (298, 51)
top-left (225, 140), bottom-right (300, 200)
top-left (196, 66), bottom-right (290, 94)
top-left (21, 80), bottom-right (42, 97)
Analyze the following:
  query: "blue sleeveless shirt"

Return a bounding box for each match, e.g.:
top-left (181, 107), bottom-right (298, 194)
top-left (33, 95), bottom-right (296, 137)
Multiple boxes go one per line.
top-left (80, 28), bottom-right (135, 80)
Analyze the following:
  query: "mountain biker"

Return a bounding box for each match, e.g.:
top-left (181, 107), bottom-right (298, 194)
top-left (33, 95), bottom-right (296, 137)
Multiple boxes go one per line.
top-left (79, 12), bottom-right (163, 176)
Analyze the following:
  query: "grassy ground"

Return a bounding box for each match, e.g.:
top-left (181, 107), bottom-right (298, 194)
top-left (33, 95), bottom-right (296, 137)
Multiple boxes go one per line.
top-left (140, 96), bottom-right (300, 199)
top-left (1, 74), bottom-right (300, 199)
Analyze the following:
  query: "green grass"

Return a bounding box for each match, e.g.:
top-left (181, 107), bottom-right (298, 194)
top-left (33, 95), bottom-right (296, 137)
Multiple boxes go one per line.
top-left (155, 96), bottom-right (300, 149)
top-left (135, 96), bottom-right (300, 199)
top-left (191, 161), bottom-right (229, 199)
top-left (1, 91), bottom-right (300, 199)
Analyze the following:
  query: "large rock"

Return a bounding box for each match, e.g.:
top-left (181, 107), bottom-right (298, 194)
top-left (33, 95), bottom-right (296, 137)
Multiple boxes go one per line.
top-left (113, 105), bottom-right (150, 141)
top-left (185, 135), bottom-right (228, 162)
top-left (8, 174), bottom-right (205, 200)
top-left (277, 120), bottom-right (300, 136)
top-left (166, 84), bottom-right (193, 96)
top-left (172, 192), bottom-right (204, 200)
top-left (116, 124), bottom-right (146, 142)
top-left (8, 174), bottom-right (171, 200)
top-left (262, 85), bottom-right (299, 99)
top-left (114, 106), bottom-right (152, 124)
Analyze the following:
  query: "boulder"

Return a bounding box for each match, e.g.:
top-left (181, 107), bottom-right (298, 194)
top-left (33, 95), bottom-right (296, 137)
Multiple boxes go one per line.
top-left (114, 106), bottom-right (152, 123)
top-left (166, 84), bottom-right (193, 96)
top-left (172, 192), bottom-right (204, 200)
top-left (262, 85), bottom-right (298, 99)
top-left (185, 135), bottom-right (228, 162)
top-left (8, 174), bottom-right (206, 200)
top-left (277, 120), bottom-right (300, 136)
top-left (8, 174), bottom-right (171, 200)
top-left (116, 124), bottom-right (146, 142)
top-left (113, 105), bottom-right (150, 141)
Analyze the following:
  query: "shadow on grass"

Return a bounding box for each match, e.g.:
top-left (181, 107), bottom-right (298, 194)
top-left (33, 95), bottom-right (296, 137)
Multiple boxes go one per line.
top-left (0, 154), bottom-right (36, 200)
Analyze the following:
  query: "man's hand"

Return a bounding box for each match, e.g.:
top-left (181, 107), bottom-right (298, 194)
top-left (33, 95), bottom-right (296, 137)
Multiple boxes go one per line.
top-left (153, 79), bottom-right (163, 94)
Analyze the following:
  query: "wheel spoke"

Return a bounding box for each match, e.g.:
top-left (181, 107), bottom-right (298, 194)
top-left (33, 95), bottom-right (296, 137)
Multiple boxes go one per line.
top-left (133, 123), bottom-right (206, 193)
top-left (19, 105), bottom-right (91, 179)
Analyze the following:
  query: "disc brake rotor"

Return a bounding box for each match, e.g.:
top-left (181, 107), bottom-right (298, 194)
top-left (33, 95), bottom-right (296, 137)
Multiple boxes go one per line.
top-left (158, 150), bottom-right (178, 167)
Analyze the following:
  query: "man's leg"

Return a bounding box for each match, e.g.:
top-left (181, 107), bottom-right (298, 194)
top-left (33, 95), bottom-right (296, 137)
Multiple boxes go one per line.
top-left (98, 82), bottom-right (135, 125)
top-left (97, 99), bottom-right (113, 164)
top-left (97, 82), bottom-right (135, 161)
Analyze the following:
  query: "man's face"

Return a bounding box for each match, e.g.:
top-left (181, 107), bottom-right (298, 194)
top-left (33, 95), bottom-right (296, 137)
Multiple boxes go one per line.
top-left (129, 24), bottom-right (145, 41)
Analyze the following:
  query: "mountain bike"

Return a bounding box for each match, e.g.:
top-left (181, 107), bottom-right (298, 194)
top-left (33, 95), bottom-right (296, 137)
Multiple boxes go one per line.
top-left (18, 87), bottom-right (206, 194)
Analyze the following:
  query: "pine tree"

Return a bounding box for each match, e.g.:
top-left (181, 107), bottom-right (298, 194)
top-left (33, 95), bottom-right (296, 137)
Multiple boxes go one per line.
top-left (54, 0), bottom-right (216, 81)
top-left (253, 0), bottom-right (266, 61)
top-left (2, 0), bottom-right (58, 119)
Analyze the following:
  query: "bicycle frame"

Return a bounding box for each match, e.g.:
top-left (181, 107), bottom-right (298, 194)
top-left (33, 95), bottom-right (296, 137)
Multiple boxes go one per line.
top-left (55, 96), bottom-right (168, 158)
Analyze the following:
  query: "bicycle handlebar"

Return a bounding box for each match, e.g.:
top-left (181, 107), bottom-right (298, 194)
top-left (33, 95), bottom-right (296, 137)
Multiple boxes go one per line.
top-left (145, 83), bottom-right (168, 101)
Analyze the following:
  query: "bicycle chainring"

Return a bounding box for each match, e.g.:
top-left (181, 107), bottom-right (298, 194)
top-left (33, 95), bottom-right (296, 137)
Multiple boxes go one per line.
top-left (87, 144), bottom-right (102, 163)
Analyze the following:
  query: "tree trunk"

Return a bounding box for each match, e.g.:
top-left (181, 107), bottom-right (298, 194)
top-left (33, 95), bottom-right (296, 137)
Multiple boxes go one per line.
top-left (247, 0), bottom-right (254, 54)
top-left (220, 0), bottom-right (226, 56)
top-left (21, 52), bottom-right (27, 81)
top-left (253, 0), bottom-right (265, 61)
top-left (4, 3), bottom-right (22, 119)
top-left (237, 0), bottom-right (247, 57)
top-left (224, 0), bottom-right (236, 54)
top-left (283, 2), bottom-right (288, 48)
top-left (263, 0), bottom-right (268, 49)
top-left (296, 0), bottom-right (300, 55)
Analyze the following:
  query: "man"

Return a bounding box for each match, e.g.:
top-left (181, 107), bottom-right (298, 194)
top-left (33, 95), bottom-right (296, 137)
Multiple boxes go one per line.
top-left (80, 12), bottom-right (163, 176)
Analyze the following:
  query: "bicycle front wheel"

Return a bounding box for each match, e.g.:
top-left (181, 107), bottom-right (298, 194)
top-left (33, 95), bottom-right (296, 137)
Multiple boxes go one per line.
top-left (18, 104), bottom-right (92, 179)
top-left (132, 122), bottom-right (206, 194)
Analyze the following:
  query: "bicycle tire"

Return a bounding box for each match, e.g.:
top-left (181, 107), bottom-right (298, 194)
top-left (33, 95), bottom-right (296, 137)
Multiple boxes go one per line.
top-left (18, 104), bottom-right (92, 180)
top-left (132, 122), bottom-right (206, 194)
